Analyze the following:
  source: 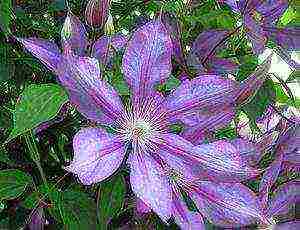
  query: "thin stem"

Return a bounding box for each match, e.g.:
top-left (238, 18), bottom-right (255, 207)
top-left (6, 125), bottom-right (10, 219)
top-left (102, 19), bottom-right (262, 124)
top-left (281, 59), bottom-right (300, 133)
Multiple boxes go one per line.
top-left (24, 130), bottom-right (47, 187)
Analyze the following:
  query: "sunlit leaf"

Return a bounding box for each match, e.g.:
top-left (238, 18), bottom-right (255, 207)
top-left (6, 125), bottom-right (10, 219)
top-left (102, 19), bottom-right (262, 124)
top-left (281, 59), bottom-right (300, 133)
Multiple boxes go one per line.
top-left (7, 84), bottom-right (68, 142)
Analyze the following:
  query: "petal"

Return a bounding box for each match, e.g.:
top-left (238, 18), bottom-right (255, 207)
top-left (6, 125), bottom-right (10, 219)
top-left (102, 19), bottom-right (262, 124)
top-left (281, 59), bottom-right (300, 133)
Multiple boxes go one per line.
top-left (58, 54), bottom-right (125, 122)
top-left (191, 182), bottom-right (265, 227)
top-left (122, 20), bottom-right (172, 100)
top-left (172, 192), bottom-right (205, 230)
top-left (244, 13), bottom-right (267, 54)
top-left (237, 53), bottom-right (272, 105)
top-left (221, 0), bottom-right (239, 13)
top-left (270, 27), bottom-right (300, 51)
top-left (158, 134), bottom-right (260, 182)
top-left (65, 128), bottom-right (125, 185)
top-left (180, 106), bottom-right (235, 145)
top-left (165, 75), bottom-right (239, 118)
top-left (28, 207), bottom-right (44, 230)
top-left (129, 153), bottom-right (172, 222)
top-left (274, 220), bottom-right (300, 230)
top-left (111, 33), bottom-right (128, 51)
top-left (256, 0), bottom-right (288, 24)
top-left (210, 57), bottom-right (238, 74)
top-left (230, 133), bottom-right (278, 166)
top-left (161, 12), bottom-right (185, 66)
top-left (190, 30), bottom-right (229, 64)
top-left (91, 35), bottom-right (114, 67)
top-left (61, 13), bottom-right (87, 55)
top-left (180, 105), bottom-right (235, 129)
top-left (136, 198), bottom-right (152, 215)
top-left (267, 180), bottom-right (300, 217)
top-left (17, 37), bottom-right (61, 73)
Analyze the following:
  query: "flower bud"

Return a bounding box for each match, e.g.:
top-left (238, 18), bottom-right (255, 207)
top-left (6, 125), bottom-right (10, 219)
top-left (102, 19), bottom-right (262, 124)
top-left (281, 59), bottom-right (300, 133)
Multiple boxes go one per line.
top-left (85, 0), bottom-right (111, 29)
top-left (104, 13), bottom-right (114, 35)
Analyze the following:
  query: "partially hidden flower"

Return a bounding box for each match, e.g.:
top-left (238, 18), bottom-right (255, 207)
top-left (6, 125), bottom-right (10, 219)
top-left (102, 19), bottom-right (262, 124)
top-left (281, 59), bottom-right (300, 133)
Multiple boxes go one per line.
top-left (17, 12), bottom-right (127, 72)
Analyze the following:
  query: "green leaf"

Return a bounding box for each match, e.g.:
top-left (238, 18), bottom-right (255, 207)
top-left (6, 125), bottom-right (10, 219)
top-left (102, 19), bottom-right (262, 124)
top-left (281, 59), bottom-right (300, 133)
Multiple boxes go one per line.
top-left (243, 79), bottom-right (275, 120)
top-left (7, 84), bottom-right (68, 142)
top-left (59, 190), bottom-right (97, 230)
top-left (278, 6), bottom-right (298, 26)
top-left (0, 147), bottom-right (12, 165)
top-left (0, 0), bottom-right (13, 35)
top-left (0, 169), bottom-right (32, 201)
top-left (97, 174), bottom-right (126, 229)
top-left (0, 43), bottom-right (14, 83)
top-left (274, 83), bottom-right (290, 103)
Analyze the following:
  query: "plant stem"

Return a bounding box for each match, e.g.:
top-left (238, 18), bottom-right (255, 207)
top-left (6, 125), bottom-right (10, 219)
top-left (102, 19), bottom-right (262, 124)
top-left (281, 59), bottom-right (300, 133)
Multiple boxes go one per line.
top-left (24, 130), bottom-right (48, 187)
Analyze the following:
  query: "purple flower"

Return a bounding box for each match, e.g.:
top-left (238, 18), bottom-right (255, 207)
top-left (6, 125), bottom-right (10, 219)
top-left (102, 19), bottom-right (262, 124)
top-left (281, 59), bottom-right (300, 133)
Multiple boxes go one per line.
top-left (55, 20), bottom-right (262, 222)
top-left (18, 18), bottom-right (268, 224)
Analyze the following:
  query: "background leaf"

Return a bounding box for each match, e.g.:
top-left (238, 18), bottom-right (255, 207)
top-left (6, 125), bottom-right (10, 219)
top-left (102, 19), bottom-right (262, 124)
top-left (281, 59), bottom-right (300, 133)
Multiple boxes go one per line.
top-left (0, 169), bottom-right (32, 201)
top-left (97, 174), bottom-right (126, 229)
top-left (0, 0), bottom-right (13, 35)
top-left (58, 190), bottom-right (97, 230)
top-left (7, 84), bottom-right (68, 141)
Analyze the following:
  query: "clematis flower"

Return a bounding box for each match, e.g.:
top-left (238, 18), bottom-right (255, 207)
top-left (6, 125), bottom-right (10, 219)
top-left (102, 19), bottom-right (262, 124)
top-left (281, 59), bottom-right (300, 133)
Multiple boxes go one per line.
top-left (18, 18), bottom-right (267, 223)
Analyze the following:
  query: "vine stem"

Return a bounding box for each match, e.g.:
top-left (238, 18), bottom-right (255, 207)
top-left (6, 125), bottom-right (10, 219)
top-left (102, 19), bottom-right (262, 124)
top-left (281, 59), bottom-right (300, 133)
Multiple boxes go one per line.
top-left (24, 130), bottom-right (48, 187)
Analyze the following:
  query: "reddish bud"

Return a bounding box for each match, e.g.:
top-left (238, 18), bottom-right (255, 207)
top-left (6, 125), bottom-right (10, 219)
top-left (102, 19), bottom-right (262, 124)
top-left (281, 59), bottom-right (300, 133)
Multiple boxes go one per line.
top-left (85, 0), bottom-right (111, 28)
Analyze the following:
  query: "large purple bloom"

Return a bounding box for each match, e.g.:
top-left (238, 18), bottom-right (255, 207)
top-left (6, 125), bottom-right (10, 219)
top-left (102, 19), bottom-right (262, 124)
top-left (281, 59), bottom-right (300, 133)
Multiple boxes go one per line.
top-left (18, 19), bottom-right (263, 223)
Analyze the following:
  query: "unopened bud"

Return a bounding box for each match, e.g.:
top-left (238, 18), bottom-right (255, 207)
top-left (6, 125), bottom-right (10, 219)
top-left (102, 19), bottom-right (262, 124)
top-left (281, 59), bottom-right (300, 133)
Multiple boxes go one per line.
top-left (85, 0), bottom-right (110, 28)
top-left (104, 13), bottom-right (114, 35)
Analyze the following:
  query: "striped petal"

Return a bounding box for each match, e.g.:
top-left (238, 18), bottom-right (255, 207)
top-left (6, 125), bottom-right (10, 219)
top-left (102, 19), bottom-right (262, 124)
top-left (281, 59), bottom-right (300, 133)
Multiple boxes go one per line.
top-left (122, 20), bottom-right (172, 101)
top-left (158, 134), bottom-right (259, 182)
top-left (65, 128), bottom-right (125, 185)
top-left (129, 153), bottom-right (172, 222)
top-left (165, 75), bottom-right (239, 120)
top-left (17, 37), bottom-right (61, 73)
top-left (58, 54), bottom-right (125, 123)
top-left (191, 182), bottom-right (265, 227)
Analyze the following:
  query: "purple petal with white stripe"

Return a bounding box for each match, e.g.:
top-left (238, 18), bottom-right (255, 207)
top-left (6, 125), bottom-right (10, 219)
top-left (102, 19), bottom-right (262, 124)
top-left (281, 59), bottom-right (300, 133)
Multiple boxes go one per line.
top-left (264, 27), bottom-right (300, 51)
top-left (244, 13), bottom-right (267, 54)
top-left (159, 134), bottom-right (260, 182)
top-left (190, 30), bottom-right (229, 65)
top-left (256, 0), bottom-right (288, 25)
top-left (258, 152), bottom-right (283, 208)
top-left (111, 34), bottom-right (128, 51)
top-left (136, 198), bottom-right (152, 215)
top-left (165, 75), bottom-right (239, 119)
top-left (91, 35), bottom-right (114, 67)
top-left (122, 20), bottom-right (172, 100)
top-left (129, 153), bottom-right (172, 222)
top-left (191, 182), bottom-right (264, 227)
top-left (58, 55), bottom-right (125, 123)
top-left (65, 128), bottom-right (125, 185)
top-left (17, 37), bottom-right (61, 73)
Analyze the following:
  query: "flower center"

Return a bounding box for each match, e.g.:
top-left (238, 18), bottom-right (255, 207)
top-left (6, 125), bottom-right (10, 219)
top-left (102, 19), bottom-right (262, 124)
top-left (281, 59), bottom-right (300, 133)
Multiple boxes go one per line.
top-left (125, 119), bottom-right (153, 143)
